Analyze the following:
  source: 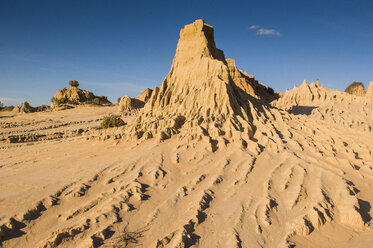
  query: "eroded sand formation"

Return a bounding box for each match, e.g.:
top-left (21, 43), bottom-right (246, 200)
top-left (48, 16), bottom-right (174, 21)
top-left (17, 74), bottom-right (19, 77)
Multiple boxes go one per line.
top-left (274, 80), bottom-right (373, 132)
top-left (0, 19), bottom-right (373, 248)
top-left (96, 19), bottom-right (278, 146)
top-left (51, 86), bottom-right (112, 110)
top-left (136, 88), bottom-right (153, 103)
top-left (11, 102), bottom-right (51, 114)
top-left (117, 96), bottom-right (145, 115)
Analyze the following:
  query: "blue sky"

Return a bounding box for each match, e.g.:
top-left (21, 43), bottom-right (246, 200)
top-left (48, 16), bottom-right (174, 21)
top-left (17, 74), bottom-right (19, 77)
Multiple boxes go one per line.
top-left (0, 0), bottom-right (372, 106)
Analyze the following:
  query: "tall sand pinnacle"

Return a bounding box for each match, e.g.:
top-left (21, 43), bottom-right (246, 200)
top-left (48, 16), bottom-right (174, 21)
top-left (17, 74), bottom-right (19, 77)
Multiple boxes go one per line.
top-left (122, 19), bottom-right (262, 144)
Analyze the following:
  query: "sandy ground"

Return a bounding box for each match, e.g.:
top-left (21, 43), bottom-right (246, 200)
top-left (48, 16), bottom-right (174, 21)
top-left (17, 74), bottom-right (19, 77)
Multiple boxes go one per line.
top-left (0, 106), bottom-right (118, 140)
top-left (0, 104), bottom-right (372, 248)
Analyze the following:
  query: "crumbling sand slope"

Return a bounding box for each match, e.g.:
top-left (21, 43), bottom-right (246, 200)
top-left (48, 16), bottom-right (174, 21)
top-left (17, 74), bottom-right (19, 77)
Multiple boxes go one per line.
top-left (274, 80), bottom-right (373, 133)
top-left (136, 88), bottom-right (153, 103)
top-left (0, 20), bottom-right (373, 248)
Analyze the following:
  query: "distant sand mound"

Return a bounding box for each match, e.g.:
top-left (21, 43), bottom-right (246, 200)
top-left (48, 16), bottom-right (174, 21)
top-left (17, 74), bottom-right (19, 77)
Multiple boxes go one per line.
top-left (345, 82), bottom-right (366, 97)
top-left (51, 86), bottom-right (111, 110)
top-left (136, 88), bottom-right (153, 102)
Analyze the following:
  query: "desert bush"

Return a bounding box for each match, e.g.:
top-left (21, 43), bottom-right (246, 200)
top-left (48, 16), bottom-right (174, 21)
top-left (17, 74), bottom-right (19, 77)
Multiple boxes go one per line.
top-left (69, 80), bottom-right (79, 87)
top-left (0, 101), bottom-right (3, 108)
top-left (0, 105), bottom-right (14, 111)
top-left (100, 115), bottom-right (126, 129)
top-left (267, 87), bottom-right (275, 95)
top-left (51, 97), bottom-right (68, 106)
top-left (107, 226), bottom-right (145, 248)
top-left (345, 81), bottom-right (365, 93)
top-left (35, 105), bottom-right (51, 112)
top-left (92, 98), bottom-right (101, 105)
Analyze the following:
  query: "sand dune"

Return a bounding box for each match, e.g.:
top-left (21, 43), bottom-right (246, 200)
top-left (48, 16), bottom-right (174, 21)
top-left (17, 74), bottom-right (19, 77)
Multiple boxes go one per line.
top-left (1, 20), bottom-right (373, 248)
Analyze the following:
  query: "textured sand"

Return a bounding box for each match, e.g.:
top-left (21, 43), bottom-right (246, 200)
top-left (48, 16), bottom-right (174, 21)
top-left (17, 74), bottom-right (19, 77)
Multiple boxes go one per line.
top-left (1, 104), bottom-right (372, 248)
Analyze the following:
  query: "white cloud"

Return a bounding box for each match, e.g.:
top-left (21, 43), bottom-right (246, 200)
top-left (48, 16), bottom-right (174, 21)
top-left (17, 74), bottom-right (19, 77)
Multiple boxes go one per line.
top-left (257, 28), bottom-right (281, 36)
top-left (249, 25), bottom-right (281, 37)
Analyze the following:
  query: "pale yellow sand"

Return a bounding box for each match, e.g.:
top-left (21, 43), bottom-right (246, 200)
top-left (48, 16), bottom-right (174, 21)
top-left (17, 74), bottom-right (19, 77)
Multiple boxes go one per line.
top-left (0, 103), bottom-right (372, 248)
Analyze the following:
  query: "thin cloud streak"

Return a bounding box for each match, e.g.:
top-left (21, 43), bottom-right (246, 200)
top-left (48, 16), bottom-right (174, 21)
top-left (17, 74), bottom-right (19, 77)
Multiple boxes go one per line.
top-left (249, 25), bottom-right (281, 37)
top-left (257, 28), bottom-right (281, 36)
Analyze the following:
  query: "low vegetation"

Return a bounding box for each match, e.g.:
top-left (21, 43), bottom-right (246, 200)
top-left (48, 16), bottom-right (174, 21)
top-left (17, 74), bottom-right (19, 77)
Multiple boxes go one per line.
top-left (51, 97), bottom-right (68, 106)
top-left (345, 81), bottom-right (365, 92)
top-left (87, 97), bottom-right (108, 105)
top-left (100, 115), bottom-right (126, 129)
top-left (69, 80), bottom-right (79, 87)
top-left (267, 87), bottom-right (275, 95)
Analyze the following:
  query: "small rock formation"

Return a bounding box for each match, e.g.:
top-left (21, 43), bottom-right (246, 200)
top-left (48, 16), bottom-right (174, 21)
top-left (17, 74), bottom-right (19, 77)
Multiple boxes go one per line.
top-left (117, 95), bottom-right (145, 115)
top-left (136, 88), bottom-right (153, 103)
top-left (11, 102), bottom-right (51, 113)
top-left (10, 102), bottom-right (51, 114)
top-left (12, 106), bottom-right (21, 113)
top-left (366, 81), bottom-right (373, 99)
top-left (20, 101), bottom-right (36, 113)
top-left (51, 84), bottom-right (111, 110)
top-left (344, 82), bottom-right (366, 97)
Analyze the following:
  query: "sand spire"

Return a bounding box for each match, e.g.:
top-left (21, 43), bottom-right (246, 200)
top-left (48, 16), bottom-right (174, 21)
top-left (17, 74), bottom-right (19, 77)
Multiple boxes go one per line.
top-left (120, 19), bottom-right (260, 144)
